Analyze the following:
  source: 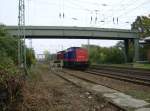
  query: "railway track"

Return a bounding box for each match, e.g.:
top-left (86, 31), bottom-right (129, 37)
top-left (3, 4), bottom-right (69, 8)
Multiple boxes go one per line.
top-left (53, 69), bottom-right (126, 111)
top-left (52, 69), bottom-right (150, 111)
top-left (91, 65), bottom-right (150, 75)
top-left (86, 65), bottom-right (150, 86)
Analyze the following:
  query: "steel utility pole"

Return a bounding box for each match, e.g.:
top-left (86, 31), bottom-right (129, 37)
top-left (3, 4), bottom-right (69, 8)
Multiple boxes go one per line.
top-left (29, 39), bottom-right (32, 48)
top-left (18, 0), bottom-right (27, 72)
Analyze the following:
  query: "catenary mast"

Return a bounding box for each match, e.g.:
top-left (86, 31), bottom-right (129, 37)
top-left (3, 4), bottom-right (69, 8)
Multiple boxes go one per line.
top-left (18, 0), bottom-right (27, 73)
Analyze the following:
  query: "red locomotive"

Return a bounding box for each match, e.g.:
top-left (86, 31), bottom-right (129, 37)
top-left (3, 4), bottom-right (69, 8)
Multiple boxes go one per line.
top-left (57, 47), bottom-right (89, 68)
top-left (57, 51), bottom-right (65, 60)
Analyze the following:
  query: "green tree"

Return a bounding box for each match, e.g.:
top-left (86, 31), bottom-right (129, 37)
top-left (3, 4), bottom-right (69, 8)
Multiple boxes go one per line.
top-left (115, 41), bottom-right (134, 62)
top-left (44, 50), bottom-right (51, 62)
top-left (82, 44), bottom-right (125, 64)
top-left (0, 24), bottom-right (8, 36)
top-left (26, 48), bottom-right (36, 68)
top-left (131, 16), bottom-right (150, 38)
top-left (0, 25), bottom-right (36, 67)
top-left (132, 16), bottom-right (150, 61)
top-left (0, 25), bottom-right (18, 64)
top-left (106, 47), bottom-right (125, 64)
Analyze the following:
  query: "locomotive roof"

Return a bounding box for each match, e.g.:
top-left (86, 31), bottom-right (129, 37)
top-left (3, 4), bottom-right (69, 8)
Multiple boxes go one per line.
top-left (57, 50), bottom-right (65, 53)
top-left (67, 47), bottom-right (80, 49)
top-left (57, 47), bottom-right (87, 53)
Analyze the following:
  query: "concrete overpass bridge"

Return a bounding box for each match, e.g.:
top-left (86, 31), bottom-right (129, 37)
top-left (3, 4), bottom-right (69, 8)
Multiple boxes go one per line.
top-left (6, 26), bottom-right (139, 62)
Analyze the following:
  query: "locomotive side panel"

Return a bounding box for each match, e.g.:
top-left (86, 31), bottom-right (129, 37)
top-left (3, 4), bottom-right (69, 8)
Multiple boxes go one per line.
top-left (57, 47), bottom-right (89, 68)
top-left (76, 48), bottom-right (88, 62)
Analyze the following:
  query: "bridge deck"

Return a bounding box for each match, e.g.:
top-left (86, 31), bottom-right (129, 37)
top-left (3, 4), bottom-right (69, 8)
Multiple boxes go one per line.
top-left (6, 26), bottom-right (138, 40)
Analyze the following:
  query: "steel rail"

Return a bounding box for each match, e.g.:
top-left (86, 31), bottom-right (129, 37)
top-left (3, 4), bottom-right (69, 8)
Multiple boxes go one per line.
top-left (91, 65), bottom-right (150, 74)
top-left (85, 69), bottom-right (150, 86)
top-left (53, 69), bottom-right (126, 111)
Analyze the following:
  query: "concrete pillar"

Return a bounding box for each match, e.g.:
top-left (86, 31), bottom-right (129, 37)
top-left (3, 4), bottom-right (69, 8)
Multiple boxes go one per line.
top-left (134, 38), bottom-right (139, 62)
top-left (124, 39), bottom-right (129, 63)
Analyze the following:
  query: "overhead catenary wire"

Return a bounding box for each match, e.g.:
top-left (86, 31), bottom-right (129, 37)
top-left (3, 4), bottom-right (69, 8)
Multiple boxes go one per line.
top-left (26, 0), bottom-right (149, 28)
top-left (102, 0), bottom-right (149, 24)
top-left (114, 0), bottom-right (150, 25)
top-left (33, 0), bottom-right (149, 17)
top-left (117, 0), bottom-right (150, 18)
top-left (65, 0), bottom-right (149, 25)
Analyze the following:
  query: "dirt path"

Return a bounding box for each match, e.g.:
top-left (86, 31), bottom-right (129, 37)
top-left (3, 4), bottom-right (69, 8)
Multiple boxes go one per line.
top-left (20, 65), bottom-right (120, 111)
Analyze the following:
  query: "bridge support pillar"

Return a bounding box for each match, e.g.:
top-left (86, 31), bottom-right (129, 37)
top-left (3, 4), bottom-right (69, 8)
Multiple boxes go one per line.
top-left (134, 38), bottom-right (139, 62)
top-left (124, 39), bottom-right (129, 63)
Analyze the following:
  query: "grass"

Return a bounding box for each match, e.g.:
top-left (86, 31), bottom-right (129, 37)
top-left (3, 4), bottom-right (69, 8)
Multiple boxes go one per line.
top-left (133, 63), bottom-right (150, 69)
top-left (126, 90), bottom-right (150, 103)
top-left (28, 66), bottom-right (42, 81)
top-left (27, 64), bottom-right (49, 81)
top-left (93, 63), bottom-right (150, 69)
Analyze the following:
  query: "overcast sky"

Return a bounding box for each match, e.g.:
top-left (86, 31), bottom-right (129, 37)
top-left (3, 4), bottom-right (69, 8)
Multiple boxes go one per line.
top-left (0, 0), bottom-right (150, 54)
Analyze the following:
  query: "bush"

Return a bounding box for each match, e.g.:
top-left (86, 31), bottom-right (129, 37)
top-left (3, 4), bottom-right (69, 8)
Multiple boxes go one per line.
top-left (0, 55), bottom-right (24, 110)
top-left (26, 48), bottom-right (36, 68)
top-left (0, 25), bottom-right (24, 110)
top-left (83, 45), bottom-right (125, 64)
